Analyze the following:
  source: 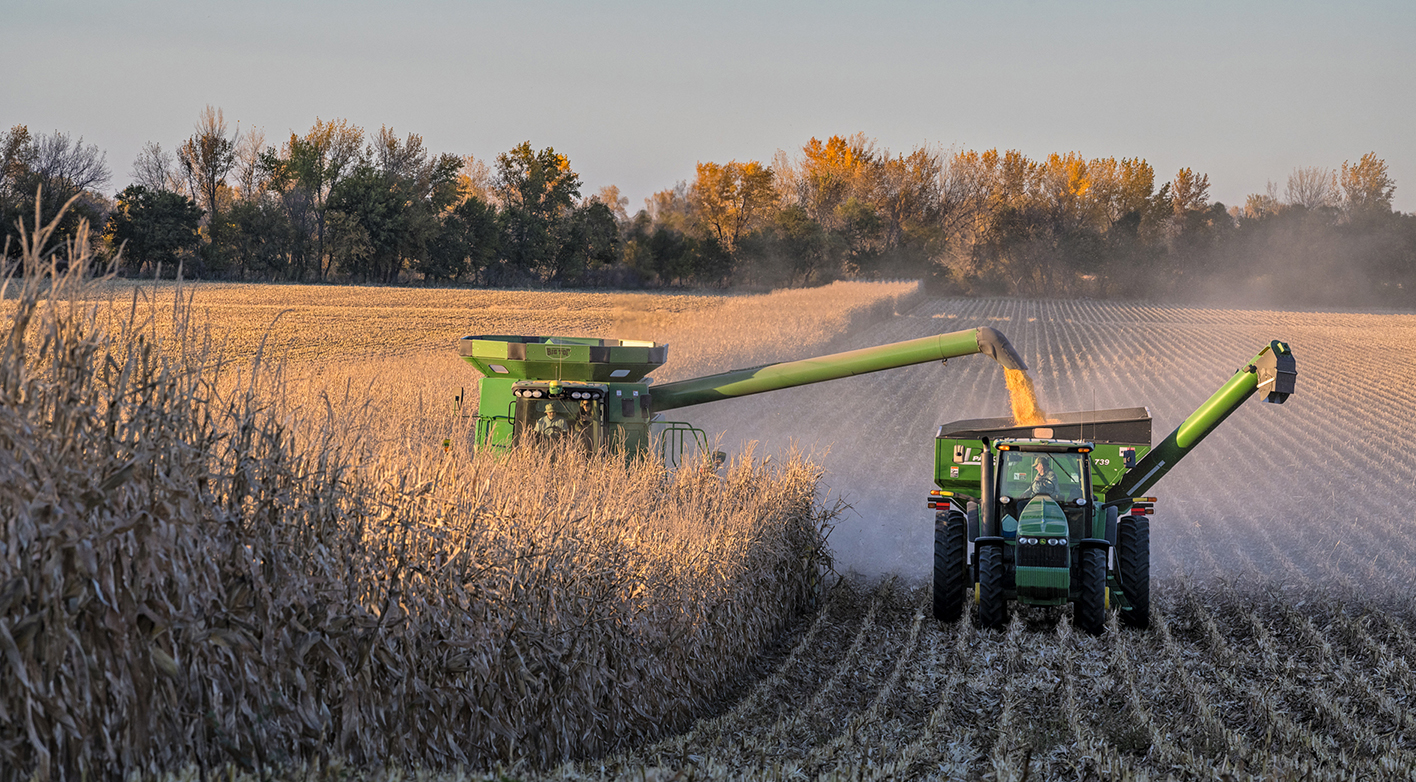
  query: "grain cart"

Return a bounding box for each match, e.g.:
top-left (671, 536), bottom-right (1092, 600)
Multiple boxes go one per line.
top-left (929, 340), bottom-right (1297, 633)
top-left (456, 327), bottom-right (1027, 461)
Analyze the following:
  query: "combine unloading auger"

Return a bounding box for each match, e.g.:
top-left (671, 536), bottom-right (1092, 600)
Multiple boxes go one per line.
top-left (456, 327), bottom-right (1027, 457)
top-left (929, 340), bottom-right (1297, 633)
top-left (651, 327), bottom-right (1026, 411)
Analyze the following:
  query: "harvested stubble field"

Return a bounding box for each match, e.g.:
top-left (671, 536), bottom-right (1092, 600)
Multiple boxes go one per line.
top-left (634, 296), bottom-right (1416, 780)
top-left (8, 227), bottom-right (1416, 780)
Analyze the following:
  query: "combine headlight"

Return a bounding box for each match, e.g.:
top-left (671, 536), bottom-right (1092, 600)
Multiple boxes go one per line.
top-left (531, 390), bottom-right (543, 398)
top-left (999, 496), bottom-right (1011, 505)
top-left (571, 391), bottom-right (583, 399)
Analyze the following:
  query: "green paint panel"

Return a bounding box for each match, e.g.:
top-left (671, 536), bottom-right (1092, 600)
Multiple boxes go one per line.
top-left (458, 335), bottom-right (667, 383)
top-left (1017, 497), bottom-right (1069, 538)
top-left (1015, 566), bottom-right (1070, 605)
top-left (1175, 373), bottom-right (1257, 448)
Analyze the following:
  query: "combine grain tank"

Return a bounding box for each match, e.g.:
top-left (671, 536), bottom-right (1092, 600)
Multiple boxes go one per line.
top-left (929, 340), bottom-right (1297, 633)
top-left (457, 328), bottom-right (1028, 462)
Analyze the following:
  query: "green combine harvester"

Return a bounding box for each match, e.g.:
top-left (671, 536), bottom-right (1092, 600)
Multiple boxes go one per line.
top-left (456, 327), bottom-right (1029, 461)
top-left (929, 340), bottom-right (1297, 633)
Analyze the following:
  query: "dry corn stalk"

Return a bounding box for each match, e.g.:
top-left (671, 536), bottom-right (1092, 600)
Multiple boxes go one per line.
top-left (0, 205), bottom-right (836, 780)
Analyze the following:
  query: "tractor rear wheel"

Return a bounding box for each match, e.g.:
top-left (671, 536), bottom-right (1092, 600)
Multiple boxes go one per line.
top-left (933, 510), bottom-right (967, 621)
top-left (977, 544), bottom-right (1007, 630)
top-left (1075, 547), bottom-right (1107, 635)
top-left (1117, 515), bottom-right (1151, 629)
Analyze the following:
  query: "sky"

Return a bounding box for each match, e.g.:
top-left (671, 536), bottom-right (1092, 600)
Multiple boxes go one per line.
top-left (4, 0), bottom-right (1414, 212)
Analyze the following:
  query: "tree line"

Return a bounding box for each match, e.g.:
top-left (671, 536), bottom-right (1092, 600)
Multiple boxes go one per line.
top-left (3, 109), bottom-right (1412, 305)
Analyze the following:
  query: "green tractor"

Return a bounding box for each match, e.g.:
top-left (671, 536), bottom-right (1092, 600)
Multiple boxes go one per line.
top-left (456, 327), bottom-right (1029, 462)
top-left (929, 340), bottom-right (1297, 633)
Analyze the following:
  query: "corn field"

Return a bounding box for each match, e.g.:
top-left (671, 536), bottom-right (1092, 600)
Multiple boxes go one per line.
top-left (7, 204), bottom-right (1416, 780)
top-left (0, 214), bottom-right (836, 780)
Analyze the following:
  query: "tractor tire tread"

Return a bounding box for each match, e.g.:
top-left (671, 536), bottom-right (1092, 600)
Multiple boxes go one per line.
top-left (933, 511), bottom-right (967, 622)
top-left (1076, 546), bottom-right (1107, 636)
top-left (978, 544), bottom-right (1007, 630)
top-left (1117, 515), bottom-right (1151, 629)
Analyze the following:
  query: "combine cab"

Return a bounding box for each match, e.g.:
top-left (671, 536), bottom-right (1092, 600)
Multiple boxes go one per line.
top-left (930, 341), bottom-right (1297, 633)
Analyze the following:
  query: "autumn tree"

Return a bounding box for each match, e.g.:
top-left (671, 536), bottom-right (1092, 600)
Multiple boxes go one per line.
top-left (1340, 153), bottom-right (1396, 219)
top-left (261, 118), bottom-right (365, 279)
top-left (1, 125), bottom-right (111, 260)
top-left (327, 127), bottom-right (460, 283)
top-left (131, 142), bottom-right (184, 194)
top-left (590, 185), bottom-right (630, 225)
top-left (690, 160), bottom-right (775, 252)
top-left (178, 106), bottom-right (236, 220)
top-left (795, 135), bottom-right (876, 230)
top-left (1285, 166), bottom-right (1338, 211)
top-left (421, 195), bottom-right (499, 282)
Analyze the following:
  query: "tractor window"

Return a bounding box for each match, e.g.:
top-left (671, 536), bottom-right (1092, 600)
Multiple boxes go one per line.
top-left (1000, 451), bottom-right (1085, 503)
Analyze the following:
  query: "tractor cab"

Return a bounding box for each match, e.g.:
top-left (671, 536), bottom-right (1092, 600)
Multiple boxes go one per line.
top-left (994, 441), bottom-right (1094, 542)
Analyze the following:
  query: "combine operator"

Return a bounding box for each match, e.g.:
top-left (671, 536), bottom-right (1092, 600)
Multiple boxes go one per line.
top-left (534, 403), bottom-right (570, 440)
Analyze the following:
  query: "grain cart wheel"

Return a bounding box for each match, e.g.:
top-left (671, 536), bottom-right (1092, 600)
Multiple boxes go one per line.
top-left (933, 511), bottom-right (967, 621)
top-left (1075, 547), bottom-right (1107, 636)
top-left (1117, 515), bottom-right (1151, 629)
top-left (977, 544), bottom-right (1007, 630)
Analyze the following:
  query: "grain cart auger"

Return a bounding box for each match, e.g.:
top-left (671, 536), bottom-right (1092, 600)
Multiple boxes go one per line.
top-left (456, 327), bottom-right (1027, 462)
top-left (929, 340), bottom-right (1297, 634)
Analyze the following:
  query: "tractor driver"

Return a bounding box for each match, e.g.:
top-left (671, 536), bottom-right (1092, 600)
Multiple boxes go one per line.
top-left (534, 403), bottom-right (569, 439)
top-left (1029, 455), bottom-right (1060, 497)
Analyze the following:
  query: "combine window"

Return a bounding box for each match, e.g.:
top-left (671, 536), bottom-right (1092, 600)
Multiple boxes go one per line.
top-left (515, 398), bottom-right (603, 449)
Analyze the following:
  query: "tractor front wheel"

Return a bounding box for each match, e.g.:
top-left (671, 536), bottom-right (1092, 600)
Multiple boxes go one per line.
top-left (1117, 515), bottom-right (1151, 629)
top-left (977, 544), bottom-right (1007, 630)
top-left (1075, 547), bottom-right (1107, 635)
top-left (933, 510), bottom-right (967, 621)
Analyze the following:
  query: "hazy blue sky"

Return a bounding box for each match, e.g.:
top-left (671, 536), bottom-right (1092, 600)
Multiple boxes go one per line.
top-left (4, 0), bottom-right (1413, 211)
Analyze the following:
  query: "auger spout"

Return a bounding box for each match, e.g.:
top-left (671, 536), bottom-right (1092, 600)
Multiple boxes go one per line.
top-left (651, 327), bottom-right (1028, 413)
